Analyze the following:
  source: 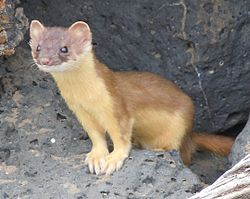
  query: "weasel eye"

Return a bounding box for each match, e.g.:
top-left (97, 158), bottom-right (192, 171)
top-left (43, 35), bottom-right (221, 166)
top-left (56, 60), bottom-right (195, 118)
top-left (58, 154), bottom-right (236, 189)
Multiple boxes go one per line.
top-left (36, 45), bottom-right (41, 52)
top-left (60, 46), bottom-right (68, 53)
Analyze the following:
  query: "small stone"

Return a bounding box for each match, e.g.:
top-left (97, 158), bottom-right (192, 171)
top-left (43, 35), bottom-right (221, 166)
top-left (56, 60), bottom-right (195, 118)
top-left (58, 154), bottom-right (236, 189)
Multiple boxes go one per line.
top-left (219, 60), bottom-right (224, 66)
top-left (208, 70), bottom-right (215, 74)
top-left (153, 53), bottom-right (161, 59)
top-left (50, 138), bottom-right (56, 143)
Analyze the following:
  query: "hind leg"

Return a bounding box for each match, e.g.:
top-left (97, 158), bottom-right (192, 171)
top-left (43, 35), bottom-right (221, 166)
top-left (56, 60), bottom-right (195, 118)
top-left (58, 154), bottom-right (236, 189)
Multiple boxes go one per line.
top-left (180, 134), bottom-right (196, 165)
top-left (141, 132), bottom-right (194, 165)
top-left (133, 109), bottom-right (190, 160)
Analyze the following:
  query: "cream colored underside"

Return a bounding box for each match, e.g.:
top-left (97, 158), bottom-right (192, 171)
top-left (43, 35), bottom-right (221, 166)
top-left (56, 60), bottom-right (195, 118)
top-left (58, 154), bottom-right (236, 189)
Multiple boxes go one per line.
top-left (51, 53), bottom-right (116, 131)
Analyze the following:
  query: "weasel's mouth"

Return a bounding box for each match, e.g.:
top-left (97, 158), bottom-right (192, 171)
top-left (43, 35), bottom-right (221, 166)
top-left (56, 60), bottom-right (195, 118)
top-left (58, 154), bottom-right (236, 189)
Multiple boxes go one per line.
top-left (37, 64), bottom-right (58, 72)
top-left (36, 62), bottom-right (74, 73)
top-left (34, 56), bottom-right (81, 73)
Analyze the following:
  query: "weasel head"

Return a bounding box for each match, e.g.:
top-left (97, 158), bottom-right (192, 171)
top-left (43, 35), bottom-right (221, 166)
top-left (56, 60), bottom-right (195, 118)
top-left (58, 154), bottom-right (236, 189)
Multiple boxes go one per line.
top-left (29, 20), bottom-right (92, 72)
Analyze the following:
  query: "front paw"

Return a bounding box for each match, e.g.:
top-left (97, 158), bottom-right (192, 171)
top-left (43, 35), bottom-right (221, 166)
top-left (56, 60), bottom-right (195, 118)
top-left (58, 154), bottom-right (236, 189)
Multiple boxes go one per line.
top-left (101, 151), bottom-right (128, 175)
top-left (85, 148), bottom-right (109, 175)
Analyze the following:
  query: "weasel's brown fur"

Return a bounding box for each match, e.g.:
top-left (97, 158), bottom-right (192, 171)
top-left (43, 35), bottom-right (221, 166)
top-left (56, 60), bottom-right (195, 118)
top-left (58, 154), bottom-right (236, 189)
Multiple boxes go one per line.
top-left (29, 20), bottom-right (234, 175)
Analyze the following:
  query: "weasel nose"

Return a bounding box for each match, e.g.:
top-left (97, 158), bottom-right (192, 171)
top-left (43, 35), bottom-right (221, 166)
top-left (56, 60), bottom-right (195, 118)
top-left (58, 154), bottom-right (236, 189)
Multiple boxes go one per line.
top-left (40, 58), bottom-right (51, 65)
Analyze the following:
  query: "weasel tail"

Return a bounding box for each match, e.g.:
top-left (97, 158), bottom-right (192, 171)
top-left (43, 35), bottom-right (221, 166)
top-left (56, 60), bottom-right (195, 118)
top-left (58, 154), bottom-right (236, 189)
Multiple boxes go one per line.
top-left (29, 20), bottom-right (234, 175)
top-left (180, 132), bottom-right (233, 165)
top-left (191, 132), bottom-right (234, 156)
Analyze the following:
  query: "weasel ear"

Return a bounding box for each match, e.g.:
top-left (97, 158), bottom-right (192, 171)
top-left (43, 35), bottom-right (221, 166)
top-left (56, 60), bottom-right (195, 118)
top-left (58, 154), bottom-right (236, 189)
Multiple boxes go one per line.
top-left (30, 20), bottom-right (45, 39)
top-left (68, 21), bottom-right (92, 43)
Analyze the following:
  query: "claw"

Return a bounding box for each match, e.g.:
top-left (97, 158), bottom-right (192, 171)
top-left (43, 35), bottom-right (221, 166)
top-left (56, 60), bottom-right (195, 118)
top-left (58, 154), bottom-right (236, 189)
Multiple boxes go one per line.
top-left (88, 161), bottom-right (94, 174)
top-left (105, 165), bottom-right (116, 176)
top-left (95, 163), bottom-right (100, 175)
top-left (99, 158), bottom-right (106, 172)
top-left (101, 151), bottom-right (128, 175)
top-left (85, 149), bottom-right (108, 175)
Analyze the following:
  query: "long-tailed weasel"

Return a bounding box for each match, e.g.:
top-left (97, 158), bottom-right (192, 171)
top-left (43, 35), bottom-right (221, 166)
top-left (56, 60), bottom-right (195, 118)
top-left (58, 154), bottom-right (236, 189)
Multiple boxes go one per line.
top-left (29, 20), bottom-right (234, 175)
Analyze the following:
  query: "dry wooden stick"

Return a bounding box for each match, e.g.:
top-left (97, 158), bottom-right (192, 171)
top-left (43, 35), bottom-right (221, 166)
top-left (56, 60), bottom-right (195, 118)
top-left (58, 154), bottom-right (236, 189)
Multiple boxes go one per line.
top-left (189, 154), bottom-right (250, 199)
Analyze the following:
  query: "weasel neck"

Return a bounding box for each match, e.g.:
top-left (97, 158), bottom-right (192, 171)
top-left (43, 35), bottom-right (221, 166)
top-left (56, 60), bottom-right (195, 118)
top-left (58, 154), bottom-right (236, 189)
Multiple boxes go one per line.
top-left (50, 50), bottom-right (113, 105)
top-left (51, 50), bottom-right (112, 83)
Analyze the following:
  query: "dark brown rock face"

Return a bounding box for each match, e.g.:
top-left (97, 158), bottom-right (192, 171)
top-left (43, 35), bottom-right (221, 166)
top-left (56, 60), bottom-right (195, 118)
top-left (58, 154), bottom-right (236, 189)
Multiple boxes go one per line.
top-left (21, 0), bottom-right (250, 132)
top-left (0, 0), bottom-right (28, 56)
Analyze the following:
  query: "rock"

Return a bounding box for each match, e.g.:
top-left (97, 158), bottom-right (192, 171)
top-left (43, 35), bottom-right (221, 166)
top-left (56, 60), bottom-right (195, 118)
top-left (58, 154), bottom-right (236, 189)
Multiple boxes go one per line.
top-left (0, 148), bottom-right (203, 199)
top-left (84, 150), bottom-right (203, 199)
top-left (0, 0), bottom-right (28, 56)
top-left (229, 115), bottom-right (250, 166)
top-left (21, 0), bottom-right (250, 133)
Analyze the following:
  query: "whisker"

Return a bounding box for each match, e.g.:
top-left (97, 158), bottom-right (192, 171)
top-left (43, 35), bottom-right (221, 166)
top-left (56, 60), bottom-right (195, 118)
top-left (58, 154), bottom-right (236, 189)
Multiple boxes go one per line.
top-left (30, 63), bottom-right (37, 67)
top-left (27, 62), bottom-right (36, 67)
